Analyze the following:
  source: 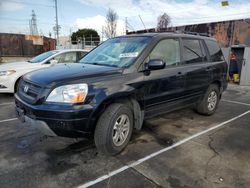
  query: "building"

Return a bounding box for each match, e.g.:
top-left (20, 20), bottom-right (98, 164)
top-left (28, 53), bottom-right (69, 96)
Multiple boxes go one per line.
top-left (127, 18), bottom-right (250, 47)
top-left (0, 33), bottom-right (56, 63)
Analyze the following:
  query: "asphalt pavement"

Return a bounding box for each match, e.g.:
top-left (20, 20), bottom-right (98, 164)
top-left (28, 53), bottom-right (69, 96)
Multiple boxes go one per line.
top-left (0, 84), bottom-right (249, 188)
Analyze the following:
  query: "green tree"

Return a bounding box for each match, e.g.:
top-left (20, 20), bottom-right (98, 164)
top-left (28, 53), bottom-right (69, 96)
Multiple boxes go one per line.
top-left (71, 28), bottom-right (100, 45)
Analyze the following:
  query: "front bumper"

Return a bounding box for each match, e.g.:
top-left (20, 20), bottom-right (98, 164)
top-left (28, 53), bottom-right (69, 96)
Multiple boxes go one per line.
top-left (15, 94), bottom-right (95, 138)
top-left (0, 76), bottom-right (15, 93)
top-left (16, 113), bottom-right (57, 137)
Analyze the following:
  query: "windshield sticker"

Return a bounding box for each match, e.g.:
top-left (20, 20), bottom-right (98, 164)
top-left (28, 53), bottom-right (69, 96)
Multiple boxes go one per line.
top-left (119, 52), bottom-right (139, 58)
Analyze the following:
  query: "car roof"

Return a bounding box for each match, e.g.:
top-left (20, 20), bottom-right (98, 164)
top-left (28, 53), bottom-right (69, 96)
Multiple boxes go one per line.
top-left (52, 49), bottom-right (90, 53)
top-left (118, 32), bottom-right (216, 41)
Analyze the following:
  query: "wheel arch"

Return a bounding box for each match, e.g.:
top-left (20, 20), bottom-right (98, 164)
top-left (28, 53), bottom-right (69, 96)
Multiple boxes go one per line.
top-left (91, 94), bottom-right (144, 132)
top-left (211, 80), bottom-right (222, 98)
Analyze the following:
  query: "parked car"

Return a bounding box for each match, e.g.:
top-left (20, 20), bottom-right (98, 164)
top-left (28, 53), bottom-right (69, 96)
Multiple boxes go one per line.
top-left (15, 33), bottom-right (227, 155)
top-left (0, 49), bottom-right (89, 93)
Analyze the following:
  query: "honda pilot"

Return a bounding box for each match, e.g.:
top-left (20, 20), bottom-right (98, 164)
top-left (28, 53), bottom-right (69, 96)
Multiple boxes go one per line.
top-left (15, 33), bottom-right (228, 155)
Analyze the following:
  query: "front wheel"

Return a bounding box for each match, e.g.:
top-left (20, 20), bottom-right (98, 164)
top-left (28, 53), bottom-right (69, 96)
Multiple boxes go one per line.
top-left (94, 103), bottom-right (133, 156)
top-left (195, 84), bottom-right (220, 115)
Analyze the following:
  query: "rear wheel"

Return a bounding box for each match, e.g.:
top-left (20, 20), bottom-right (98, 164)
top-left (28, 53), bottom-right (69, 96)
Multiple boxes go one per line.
top-left (94, 103), bottom-right (133, 155)
top-left (195, 84), bottom-right (220, 115)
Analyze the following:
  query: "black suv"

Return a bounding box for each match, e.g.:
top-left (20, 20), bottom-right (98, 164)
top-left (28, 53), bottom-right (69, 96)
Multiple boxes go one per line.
top-left (15, 33), bottom-right (227, 155)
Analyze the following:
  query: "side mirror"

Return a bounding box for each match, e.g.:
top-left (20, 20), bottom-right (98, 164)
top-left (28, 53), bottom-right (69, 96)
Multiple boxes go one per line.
top-left (147, 59), bottom-right (165, 70)
top-left (48, 59), bottom-right (58, 65)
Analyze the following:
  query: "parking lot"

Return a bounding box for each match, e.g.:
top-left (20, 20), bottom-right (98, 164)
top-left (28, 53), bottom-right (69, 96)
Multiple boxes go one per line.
top-left (0, 84), bottom-right (249, 188)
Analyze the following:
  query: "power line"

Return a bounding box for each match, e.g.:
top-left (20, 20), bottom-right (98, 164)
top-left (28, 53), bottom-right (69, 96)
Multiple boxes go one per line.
top-left (125, 12), bottom-right (250, 31)
top-left (138, 15), bottom-right (147, 30)
top-left (7, 0), bottom-right (54, 7)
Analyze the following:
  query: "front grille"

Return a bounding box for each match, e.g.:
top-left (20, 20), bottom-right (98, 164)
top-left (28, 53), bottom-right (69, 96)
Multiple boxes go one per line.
top-left (18, 79), bottom-right (43, 104)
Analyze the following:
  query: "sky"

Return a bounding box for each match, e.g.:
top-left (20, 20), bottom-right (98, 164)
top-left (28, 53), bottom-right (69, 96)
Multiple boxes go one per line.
top-left (0, 0), bottom-right (250, 38)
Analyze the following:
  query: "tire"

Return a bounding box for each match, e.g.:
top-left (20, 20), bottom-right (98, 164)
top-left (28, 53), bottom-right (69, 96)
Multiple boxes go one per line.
top-left (94, 103), bottom-right (133, 156)
top-left (195, 84), bottom-right (220, 116)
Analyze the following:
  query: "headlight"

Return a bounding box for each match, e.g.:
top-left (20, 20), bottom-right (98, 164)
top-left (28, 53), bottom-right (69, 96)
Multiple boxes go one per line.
top-left (0, 70), bottom-right (16, 76)
top-left (46, 83), bottom-right (88, 103)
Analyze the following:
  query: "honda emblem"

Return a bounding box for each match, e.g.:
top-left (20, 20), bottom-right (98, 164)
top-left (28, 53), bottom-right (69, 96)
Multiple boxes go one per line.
top-left (24, 85), bottom-right (29, 93)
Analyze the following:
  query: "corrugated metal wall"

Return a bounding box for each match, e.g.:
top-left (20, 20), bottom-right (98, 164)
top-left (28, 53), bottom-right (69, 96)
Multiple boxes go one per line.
top-left (0, 33), bottom-right (56, 56)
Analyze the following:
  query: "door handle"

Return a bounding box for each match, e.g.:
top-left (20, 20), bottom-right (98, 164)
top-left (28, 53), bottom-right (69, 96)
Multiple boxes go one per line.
top-left (176, 72), bottom-right (184, 77)
top-left (206, 67), bottom-right (213, 71)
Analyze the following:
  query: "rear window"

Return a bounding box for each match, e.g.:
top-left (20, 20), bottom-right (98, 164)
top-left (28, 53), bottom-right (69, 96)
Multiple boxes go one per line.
top-left (182, 39), bottom-right (206, 64)
top-left (205, 40), bottom-right (224, 61)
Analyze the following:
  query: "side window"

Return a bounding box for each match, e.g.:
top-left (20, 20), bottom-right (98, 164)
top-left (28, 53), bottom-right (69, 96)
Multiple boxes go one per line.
top-left (182, 39), bottom-right (206, 64)
top-left (205, 40), bottom-right (224, 61)
top-left (53, 53), bottom-right (65, 63)
top-left (63, 52), bottom-right (77, 63)
top-left (149, 38), bottom-right (180, 67)
top-left (77, 52), bottom-right (87, 62)
top-left (54, 52), bottom-right (77, 63)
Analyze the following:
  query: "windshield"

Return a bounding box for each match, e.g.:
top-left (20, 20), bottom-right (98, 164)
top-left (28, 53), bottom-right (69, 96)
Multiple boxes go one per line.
top-left (80, 37), bottom-right (151, 68)
top-left (29, 51), bottom-right (57, 63)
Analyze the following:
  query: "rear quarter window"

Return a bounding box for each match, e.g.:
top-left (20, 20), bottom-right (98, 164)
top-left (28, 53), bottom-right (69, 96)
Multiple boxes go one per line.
top-left (205, 40), bottom-right (224, 62)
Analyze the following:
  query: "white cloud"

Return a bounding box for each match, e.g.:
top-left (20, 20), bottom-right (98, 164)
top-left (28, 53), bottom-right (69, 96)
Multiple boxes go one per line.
top-left (78, 0), bottom-right (250, 31)
top-left (0, 1), bottom-right (24, 11)
top-left (75, 15), bottom-right (125, 38)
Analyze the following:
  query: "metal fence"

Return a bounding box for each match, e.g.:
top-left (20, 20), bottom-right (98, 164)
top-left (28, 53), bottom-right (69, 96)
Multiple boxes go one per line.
top-left (57, 37), bottom-right (101, 50)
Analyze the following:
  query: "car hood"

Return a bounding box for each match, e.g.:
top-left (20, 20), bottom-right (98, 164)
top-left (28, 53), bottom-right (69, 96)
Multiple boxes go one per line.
top-left (23, 63), bottom-right (123, 86)
top-left (0, 61), bottom-right (41, 71)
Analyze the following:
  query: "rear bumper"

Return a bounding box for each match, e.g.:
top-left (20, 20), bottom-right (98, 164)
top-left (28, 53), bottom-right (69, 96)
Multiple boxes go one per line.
top-left (15, 94), bottom-right (95, 138)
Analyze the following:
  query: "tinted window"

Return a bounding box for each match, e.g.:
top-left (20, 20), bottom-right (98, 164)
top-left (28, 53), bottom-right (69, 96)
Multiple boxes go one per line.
top-left (149, 38), bottom-right (180, 67)
top-left (182, 39), bottom-right (205, 64)
top-left (205, 40), bottom-right (224, 61)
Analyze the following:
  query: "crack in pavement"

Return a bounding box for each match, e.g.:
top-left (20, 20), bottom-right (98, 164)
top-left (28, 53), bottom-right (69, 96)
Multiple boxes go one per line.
top-left (204, 133), bottom-right (221, 180)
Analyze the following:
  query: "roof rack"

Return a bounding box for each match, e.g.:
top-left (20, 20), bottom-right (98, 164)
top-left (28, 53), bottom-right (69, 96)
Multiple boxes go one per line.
top-left (182, 31), bottom-right (210, 37)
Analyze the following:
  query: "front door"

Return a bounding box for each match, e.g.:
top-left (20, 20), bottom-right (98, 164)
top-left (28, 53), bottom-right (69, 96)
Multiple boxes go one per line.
top-left (142, 38), bottom-right (186, 118)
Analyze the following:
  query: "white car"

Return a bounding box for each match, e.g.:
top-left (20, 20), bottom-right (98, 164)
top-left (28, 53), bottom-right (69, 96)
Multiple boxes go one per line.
top-left (0, 49), bottom-right (89, 93)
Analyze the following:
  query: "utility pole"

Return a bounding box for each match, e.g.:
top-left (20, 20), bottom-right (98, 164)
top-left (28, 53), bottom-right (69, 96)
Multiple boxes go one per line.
top-left (54, 0), bottom-right (60, 46)
top-left (125, 17), bottom-right (128, 35)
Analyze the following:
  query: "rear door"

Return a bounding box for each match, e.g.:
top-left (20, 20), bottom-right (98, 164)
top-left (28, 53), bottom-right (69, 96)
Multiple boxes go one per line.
top-left (143, 38), bottom-right (187, 118)
top-left (204, 39), bottom-right (228, 90)
top-left (181, 38), bottom-right (211, 102)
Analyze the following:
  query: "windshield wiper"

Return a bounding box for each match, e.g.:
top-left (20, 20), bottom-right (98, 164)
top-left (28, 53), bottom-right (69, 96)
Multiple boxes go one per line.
top-left (83, 62), bottom-right (118, 67)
